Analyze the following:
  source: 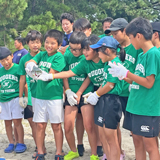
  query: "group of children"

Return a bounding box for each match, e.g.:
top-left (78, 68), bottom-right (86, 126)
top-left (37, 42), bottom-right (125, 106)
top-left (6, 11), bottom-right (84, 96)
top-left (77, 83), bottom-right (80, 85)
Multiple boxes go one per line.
top-left (0, 14), bottom-right (160, 160)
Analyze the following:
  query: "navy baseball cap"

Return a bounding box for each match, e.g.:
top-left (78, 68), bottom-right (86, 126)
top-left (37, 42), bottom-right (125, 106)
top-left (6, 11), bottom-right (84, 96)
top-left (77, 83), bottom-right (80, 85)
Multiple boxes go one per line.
top-left (90, 36), bottom-right (119, 50)
top-left (0, 47), bottom-right (12, 60)
top-left (105, 18), bottom-right (128, 34)
top-left (151, 22), bottom-right (160, 32)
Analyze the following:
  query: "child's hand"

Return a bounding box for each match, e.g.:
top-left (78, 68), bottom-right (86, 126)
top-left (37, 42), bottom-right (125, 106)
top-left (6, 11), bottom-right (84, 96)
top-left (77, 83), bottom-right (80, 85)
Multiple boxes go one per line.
top-left (108, 61), bottom-right (129, 80)
top-left (86, 91), bottom-right (100, 105)
top-left (82, 92), bottom-right (92, 104)
top-left (19, 97), bottom-right (28, 108)
top-left (76, 91), bottom-right (82, 104)
top-left (26, 62), bottom-right (37, 72)
top-left (65, 89), bottom-right (78, 106)
top-left (37, 71), bottom-right (54, 81)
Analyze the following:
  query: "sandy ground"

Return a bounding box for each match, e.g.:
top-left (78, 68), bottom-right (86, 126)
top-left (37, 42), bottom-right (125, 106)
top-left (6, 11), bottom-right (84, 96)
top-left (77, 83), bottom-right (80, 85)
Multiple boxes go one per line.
top-left (0, 117), bottom-right (151, 160)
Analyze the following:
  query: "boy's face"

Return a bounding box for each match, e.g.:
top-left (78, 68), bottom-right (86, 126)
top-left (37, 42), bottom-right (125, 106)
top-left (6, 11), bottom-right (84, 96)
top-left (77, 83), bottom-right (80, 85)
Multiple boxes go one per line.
top-left (128, 34), bottom-right (140, 50)
top-left (83, 47), bottom-right (97, 61)
top-left (103, 22), bottom-right (111, 32)
top-left (45, 37), bottom-right (61, 55)
top-left (0, 55), bottom-right (13, 70)
top-left (69, 43), bottom-right (82, 57)
top-left (62, 19), bottom-right (73, 34)
top-left (14, 40), bottom-right (21, 49)
top-left (111, 30), bottom-right (126, 44)
top-left (28, 39), bottom-right (42, 54)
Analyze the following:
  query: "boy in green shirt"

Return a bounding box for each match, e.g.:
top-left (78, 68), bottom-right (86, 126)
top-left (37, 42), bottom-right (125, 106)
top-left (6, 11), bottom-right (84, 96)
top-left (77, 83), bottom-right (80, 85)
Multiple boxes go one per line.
top-left (109, 17), bottom-right (160, 160)
top-left (25, 29), bottom-right (65, 160)
top-left (18, 30), bottom-right (43, 158)
top-left (0, 47), bottom-right (26, 153)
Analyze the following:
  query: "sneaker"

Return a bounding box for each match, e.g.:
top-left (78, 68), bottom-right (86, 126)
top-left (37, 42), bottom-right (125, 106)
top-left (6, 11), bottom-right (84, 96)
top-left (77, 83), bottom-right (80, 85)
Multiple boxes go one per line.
top-left (90, 154), bottom-right (99, 160)
top-left (97, 146), bottom-right (103, 157)
top-left (14, 143), bottom-right (27, 153)
top-left (4, 144), bottom-right (14, 153)
top-left (77, 144), bottom-right (84, 156)
top-left (35, 154), bottom-right (45, 160)
top-left (102, 154), bottom-right (107, 160)
top-left (64, 150), bottom-right (79, 160)
top-left (55, 154), bottom-right (64, 160)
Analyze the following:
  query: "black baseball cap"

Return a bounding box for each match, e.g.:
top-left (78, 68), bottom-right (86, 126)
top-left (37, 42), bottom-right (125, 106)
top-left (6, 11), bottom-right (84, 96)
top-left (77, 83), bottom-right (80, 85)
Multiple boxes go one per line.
top-left (105, 18), bottom-right (128, 34)
top-left (151, 22), bottom-right (160, 32)
top-left (0, 47), bottom-right (12, 60)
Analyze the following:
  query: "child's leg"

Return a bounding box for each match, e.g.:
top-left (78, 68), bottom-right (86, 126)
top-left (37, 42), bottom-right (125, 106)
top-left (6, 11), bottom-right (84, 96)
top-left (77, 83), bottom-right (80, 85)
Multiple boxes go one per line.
top-left (81, 104), bottom-right (97, 155)
top-left (117, 123), bottom-right (124, 154)
top-left (64, 105), bottom-right (78, 152)
top-left (12, 119), bottom-right (24, 144)
top-left (143, 136), bottom-right (160, 160)
top-left (103, 126), bottom-right (120, 160)
top-left (98, 125), bottom-right (110, 159)
top-left (14, 126), bottom-right (18, 144)
top-left (5, 120), bottom-right (14, 144)
top-left (132, 134), bottom-right (146, 160)
top-left (28, 118), bottom-right (36, 144)
top-left (51, 123), bottom-right (63, 155)
top-left (36, 122), bottom-right (47, 154)
top-left (76, 113), bottom-right (84, 145)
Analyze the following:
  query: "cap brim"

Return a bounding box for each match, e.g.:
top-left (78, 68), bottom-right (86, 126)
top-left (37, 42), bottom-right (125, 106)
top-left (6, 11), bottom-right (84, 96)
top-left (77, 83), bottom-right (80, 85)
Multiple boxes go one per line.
top-left (90, 44), bottom-right (102, 49)
top-left (105, 27), bottom-right (121, 34)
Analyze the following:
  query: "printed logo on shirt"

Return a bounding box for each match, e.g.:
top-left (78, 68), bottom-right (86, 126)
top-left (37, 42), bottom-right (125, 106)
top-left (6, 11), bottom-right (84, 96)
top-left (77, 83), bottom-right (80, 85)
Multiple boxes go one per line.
top-left (69, 62), bottom-right (80, 70)
top-left (135, 64), bottom-right (145, 76)
top-left (0, 74), bottom-right (18, 82)
top-left (98, 116), bottom-right (103, 123)
top-left (88, 68), bottom-right (104, 79)
top-left (94, 75), bottom-right (103, 83)
top-left (125, 54), bottom-right (135, 65)
top-left (131, 84), bottom-right (139, 90)
top-left (141, 125), bottom-right (150, 132)
top-left (39, 61), bottom-right (51, 69)
top-left (17, 53), bottom-right (22, 56)
top-left (1, 80), bottom-right (14, 89)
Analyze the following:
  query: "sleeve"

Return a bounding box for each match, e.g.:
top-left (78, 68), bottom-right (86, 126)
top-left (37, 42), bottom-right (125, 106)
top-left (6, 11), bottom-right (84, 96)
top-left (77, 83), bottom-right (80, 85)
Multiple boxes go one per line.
top-left (21, 49), bottom-right (28, 58)
top-left (32, 51), bottom-right (43, 64)
top-left (51, 54), bottom-right (66, 72)
top-left (71, 60), bottom-right (86, 76)
top-left (17, 57), bottom-right (26, 75)
top-left (146, 51), bottom-right (158, 77)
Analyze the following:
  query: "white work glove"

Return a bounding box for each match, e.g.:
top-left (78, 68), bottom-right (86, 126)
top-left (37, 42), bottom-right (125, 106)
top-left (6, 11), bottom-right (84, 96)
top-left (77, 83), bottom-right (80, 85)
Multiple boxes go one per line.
top-left (65, 89), bottom-right (78, 106)
top-left (86, 91), bottom-right (100, 105)
top-left (82, 92), bottom-right (92, 104)
top-left (37, 71), bottom-right (53, 81)
top-left (108, 61), bottom-right (129, 80)
top-left (19, 97), bottom-right (28, 108)
top-left (26, 62), bottom-right (37, 72)
top-left (25, 68), bottom-right (36, 79)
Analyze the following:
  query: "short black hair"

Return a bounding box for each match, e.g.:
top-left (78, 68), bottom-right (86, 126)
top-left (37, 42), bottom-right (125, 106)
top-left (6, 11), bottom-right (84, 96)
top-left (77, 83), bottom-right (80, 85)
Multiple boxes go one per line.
top-left (81, 34), bottom-right (100, 49)
top-left (69, 31), bottom-right (86, 44)
top-left (60, 13), bottom-right (74, 24)
top-left (44, 29), bottom-right (63, 45)
top-left (73, 18), bottom-right (91, 31)
top-left (26, 30), bottom-right (43, 44)
top-left (102, 17), bottom-right (113, 25)
top-left (126, 17), bottom-right (153, 40)
top-left (15, 37), bottom-right (25, 46)
top-left (153, 30), bottom-right (160, 40)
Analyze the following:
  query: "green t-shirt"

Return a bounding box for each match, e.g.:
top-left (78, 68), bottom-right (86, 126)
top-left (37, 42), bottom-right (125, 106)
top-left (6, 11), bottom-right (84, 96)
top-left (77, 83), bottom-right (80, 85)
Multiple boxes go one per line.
top-left (72, 59), bottom-right (104, 87)
top-left (126, 47), bottom-right (160, 116)
top-left (18, 53), bottom-right (37, 98)
top-left (64, 49), bottom-right (94, 94)
top-left (119, 44), bottom-right (142, 97)
top-left (102, 57), bottom-right (123, 95)
top-left (158, 47), bottom-right (160, 51)
top-left (0, 64), bottom-right (20, 102)
top-left (33, 51), bottom-right (66, 100)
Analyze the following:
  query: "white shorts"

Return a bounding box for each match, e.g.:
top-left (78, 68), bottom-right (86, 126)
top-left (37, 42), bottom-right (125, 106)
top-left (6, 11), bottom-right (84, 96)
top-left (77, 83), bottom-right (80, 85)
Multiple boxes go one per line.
top-left (33, 99), bottom-right (64, 123)
top-left (0, 98), bottom-right (24, 120)
top-left (31, 97), bottom-right (36, 112)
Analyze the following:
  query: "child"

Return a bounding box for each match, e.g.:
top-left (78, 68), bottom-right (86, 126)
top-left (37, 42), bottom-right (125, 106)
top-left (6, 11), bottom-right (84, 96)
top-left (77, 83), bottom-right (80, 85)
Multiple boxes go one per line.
top-left (0, 47), bottom-right (27, 153)
top-left (151, 22), bottom-right (160, 51)
top-left (25, 29), bottom-right (65, 160)
top-left (17, 30), bottom-right (43, 158)
top-left (109, 17), bottom-right (160, 160)
top-left (105, 18), bottom-right (142, 159)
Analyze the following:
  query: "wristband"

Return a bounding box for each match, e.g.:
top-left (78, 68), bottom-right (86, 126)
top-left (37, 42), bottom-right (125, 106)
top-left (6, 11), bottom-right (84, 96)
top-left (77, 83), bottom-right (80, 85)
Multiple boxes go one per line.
top-left (95, 91), bottom-right (100, 97)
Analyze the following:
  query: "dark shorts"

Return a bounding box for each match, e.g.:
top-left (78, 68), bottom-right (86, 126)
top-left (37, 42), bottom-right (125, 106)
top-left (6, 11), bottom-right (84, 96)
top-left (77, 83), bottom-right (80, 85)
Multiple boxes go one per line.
top-left (24, 105), bottom-right (34, 119)
top-left (123, 111), bottom-right (160, 137)
top-left (94, 94), bottom-right (122, 129)
top-left (64, 96), bottom-right (86, 113)
top-left (119, 96), bottom-right (128, 115)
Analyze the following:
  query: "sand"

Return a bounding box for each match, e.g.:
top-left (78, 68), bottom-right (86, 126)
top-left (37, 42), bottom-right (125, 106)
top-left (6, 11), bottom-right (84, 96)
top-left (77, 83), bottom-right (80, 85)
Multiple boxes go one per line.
top-left (0, 118), bottom-right (151, 160)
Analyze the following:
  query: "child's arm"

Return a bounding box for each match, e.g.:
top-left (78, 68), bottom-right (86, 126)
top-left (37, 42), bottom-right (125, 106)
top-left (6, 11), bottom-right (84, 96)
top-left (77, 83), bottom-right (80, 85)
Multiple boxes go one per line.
top-left (76, 77), bottom-right (91, 104)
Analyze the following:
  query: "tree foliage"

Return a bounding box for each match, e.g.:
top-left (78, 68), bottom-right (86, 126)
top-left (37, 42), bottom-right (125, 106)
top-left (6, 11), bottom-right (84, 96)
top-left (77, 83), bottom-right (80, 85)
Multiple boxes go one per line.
top-left (1, 0), bottom-right (160, 52)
